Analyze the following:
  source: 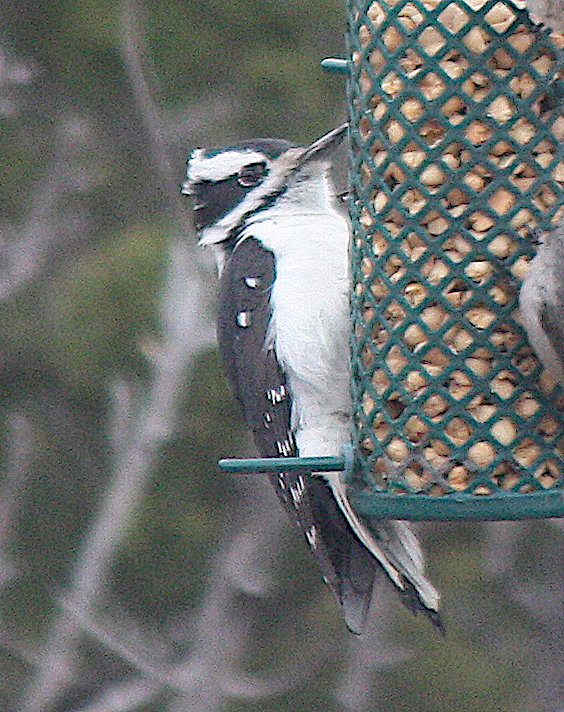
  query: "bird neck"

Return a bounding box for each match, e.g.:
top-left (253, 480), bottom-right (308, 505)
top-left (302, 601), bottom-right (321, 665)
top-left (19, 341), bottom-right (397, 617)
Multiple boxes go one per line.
top-left (209, 162), bottom-right (341, 274)
top-left (248, 163), bottom-right (339, 224)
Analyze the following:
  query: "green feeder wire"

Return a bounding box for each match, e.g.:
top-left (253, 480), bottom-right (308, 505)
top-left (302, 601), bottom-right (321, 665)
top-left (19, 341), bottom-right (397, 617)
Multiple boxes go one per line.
top-left (219, 455), bottom-right (348, 474)
top-left (346, 0), bottom-right (564, 519)
top-left (220, 0), bottom-right (564, 521)
top-left (321, 57), bottom-right (350, 73)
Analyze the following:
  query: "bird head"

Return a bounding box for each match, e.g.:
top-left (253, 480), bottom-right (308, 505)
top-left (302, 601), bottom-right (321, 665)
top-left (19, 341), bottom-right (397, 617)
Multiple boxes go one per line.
top-left (182, 123), bottom-right (348, 249)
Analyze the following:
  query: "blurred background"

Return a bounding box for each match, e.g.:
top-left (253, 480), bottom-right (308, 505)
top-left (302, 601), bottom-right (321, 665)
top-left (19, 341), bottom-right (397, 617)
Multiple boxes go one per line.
top-left (1, 1), bottom-right (564, 710)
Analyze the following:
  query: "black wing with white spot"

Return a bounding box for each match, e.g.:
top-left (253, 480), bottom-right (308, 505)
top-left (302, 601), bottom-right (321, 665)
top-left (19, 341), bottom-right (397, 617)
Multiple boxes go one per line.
top-left (216, 236), bottom-right (294, 459)
top-left (216, 236), bottom-right (380, 633)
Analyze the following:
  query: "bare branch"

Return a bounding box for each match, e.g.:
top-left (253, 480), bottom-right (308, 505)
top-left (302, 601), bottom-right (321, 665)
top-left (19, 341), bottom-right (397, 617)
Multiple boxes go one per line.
top-left (21, 234), bottom-right (214, 711)
top-left (221, 641), bottom-right (333, 701)
top-left (18, 1), bottom-right (216, 707)
top-left (166, 478), bottom-right (319, 712)
top-left (0, 411), bottom-right (34, 587)
top-left (335, 586), bottom-right (410, 711)
top-left (58, 477), bottom-right (323, 711)
top-left (0, 116), bottom-right (99, 301)
top-left (73, 679), bottom-right (163, 712)
top-left (169, 487), bottom-right (280, 709)
top-left (60, 596), bottom-right (178, 689)
top-left (119, 0), bottom-right (205, 239)
top-left (0, 43), bottom-right (35, 118)
top-left (120, 0), bottom-right (174, 195)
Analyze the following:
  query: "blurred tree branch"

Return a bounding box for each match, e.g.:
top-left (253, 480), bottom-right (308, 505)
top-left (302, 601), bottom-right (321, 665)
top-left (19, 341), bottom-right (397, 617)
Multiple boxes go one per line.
top-left (0, 412), bottom-right (34, 588)
top-left (0, 115), bottom-right (101, 301)
top-left (19, 0), bottom-right (215, 708)
top-left (53, 478), bottom-right (330, 712)
top-left (73, 679), bottom-right (163, 712)
top-left (335, 586), bottom-right (410, 712)
top-left (120, 0), bottom-right (180, 209)
top-left (483, 521), bottom-right (564, 712)
top-left (0, 43), bottom-right (35, 118)
top-left (166, 480), bottom-right (326, 712)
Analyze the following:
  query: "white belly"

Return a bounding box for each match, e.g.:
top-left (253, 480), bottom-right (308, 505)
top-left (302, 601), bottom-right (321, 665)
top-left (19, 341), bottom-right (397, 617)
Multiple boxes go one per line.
top-left (244, 212), bottom-right (352, 457)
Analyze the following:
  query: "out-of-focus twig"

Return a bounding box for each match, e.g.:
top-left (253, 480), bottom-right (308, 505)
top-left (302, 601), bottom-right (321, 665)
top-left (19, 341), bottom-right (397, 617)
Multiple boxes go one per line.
top-left (0, 43), bottom-right (35, 117)
top-left (166, 478), bottom-right (325, 712)
top-left (0, 116), bottom-right (99, 301)
top-left (335, 585), bottom-right (410, 712)
top-left (21, 358), bottom-right (206, 711)
top-left (481, 521), bottom-right (564, 712)
top-left (120, 0), bottom-right (207, 238)
top-left (60, 476), bottom-right (329, 711)
top-left (60, 594), bottom-right (178, 689)
top-left (73, 679), bottom-right (163, 712)
top-left (0, 411), bottom-right (34, 588)
top-left (19, 1), bottom-right (216, 707)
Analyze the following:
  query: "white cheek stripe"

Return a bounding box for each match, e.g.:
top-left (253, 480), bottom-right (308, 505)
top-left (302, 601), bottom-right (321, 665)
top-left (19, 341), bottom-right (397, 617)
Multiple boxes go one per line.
top-left (187, 149), bottom-right (268, 183)
top-left (198, 148), bottom-right (304, 246)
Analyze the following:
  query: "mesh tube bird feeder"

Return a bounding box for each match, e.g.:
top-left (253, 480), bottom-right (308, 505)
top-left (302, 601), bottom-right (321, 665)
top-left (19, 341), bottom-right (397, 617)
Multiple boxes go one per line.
top-left (221, 0), bottom-right (564, 521)
top-left (345, 0), bottom-right (564, 519)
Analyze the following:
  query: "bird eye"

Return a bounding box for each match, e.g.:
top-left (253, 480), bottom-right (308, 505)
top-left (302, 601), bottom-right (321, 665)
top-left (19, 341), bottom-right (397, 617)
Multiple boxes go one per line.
top-left (237, 162), bottom-right (266, 187)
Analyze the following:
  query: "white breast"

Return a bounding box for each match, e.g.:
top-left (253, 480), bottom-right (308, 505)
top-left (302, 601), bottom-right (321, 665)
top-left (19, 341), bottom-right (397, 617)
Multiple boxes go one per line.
top-left (242, 209), bottom-right (352, 457)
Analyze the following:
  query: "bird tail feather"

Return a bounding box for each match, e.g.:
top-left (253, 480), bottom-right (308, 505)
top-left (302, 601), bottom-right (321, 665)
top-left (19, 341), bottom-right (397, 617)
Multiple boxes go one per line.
top-left (325, 473), bottom-right (441, 627)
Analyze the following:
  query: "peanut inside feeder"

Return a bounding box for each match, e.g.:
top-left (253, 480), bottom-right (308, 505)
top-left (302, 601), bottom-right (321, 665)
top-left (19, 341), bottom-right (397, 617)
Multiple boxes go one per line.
top-left (348, 0), bottom-right (564, 498)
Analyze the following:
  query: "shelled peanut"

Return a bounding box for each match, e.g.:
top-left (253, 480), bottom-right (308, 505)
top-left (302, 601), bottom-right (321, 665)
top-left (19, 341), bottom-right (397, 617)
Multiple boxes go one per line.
top-left (356, 0), bottom-right (564, 220)
top-left (354, 0), bottom-right (564, 493)
top-left (357, 237), bottom-right (562, 491)
top-left (358, 222), bottom-right (563, 491)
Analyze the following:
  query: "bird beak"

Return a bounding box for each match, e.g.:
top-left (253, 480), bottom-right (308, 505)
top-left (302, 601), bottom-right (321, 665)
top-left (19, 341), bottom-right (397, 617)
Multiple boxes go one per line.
top-left (297, 123), bottom-right (348, 166)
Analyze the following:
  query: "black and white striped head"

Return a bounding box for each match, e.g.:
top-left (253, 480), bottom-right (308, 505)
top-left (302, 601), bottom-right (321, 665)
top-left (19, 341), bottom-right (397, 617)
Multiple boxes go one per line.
top-left (182, 124), bottom-right (347, 250)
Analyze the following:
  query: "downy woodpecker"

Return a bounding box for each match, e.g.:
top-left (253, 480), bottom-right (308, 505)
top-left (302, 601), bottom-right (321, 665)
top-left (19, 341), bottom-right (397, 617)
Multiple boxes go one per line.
top-left (182, 124), bottom-right (442, 633)
top-left (520, 219), bottom-right (564, 389)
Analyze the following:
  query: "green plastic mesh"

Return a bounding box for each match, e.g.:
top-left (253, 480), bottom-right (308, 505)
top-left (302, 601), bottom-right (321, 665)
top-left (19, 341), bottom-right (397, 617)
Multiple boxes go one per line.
top-left (346, 0), bottom-right (564, 518)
